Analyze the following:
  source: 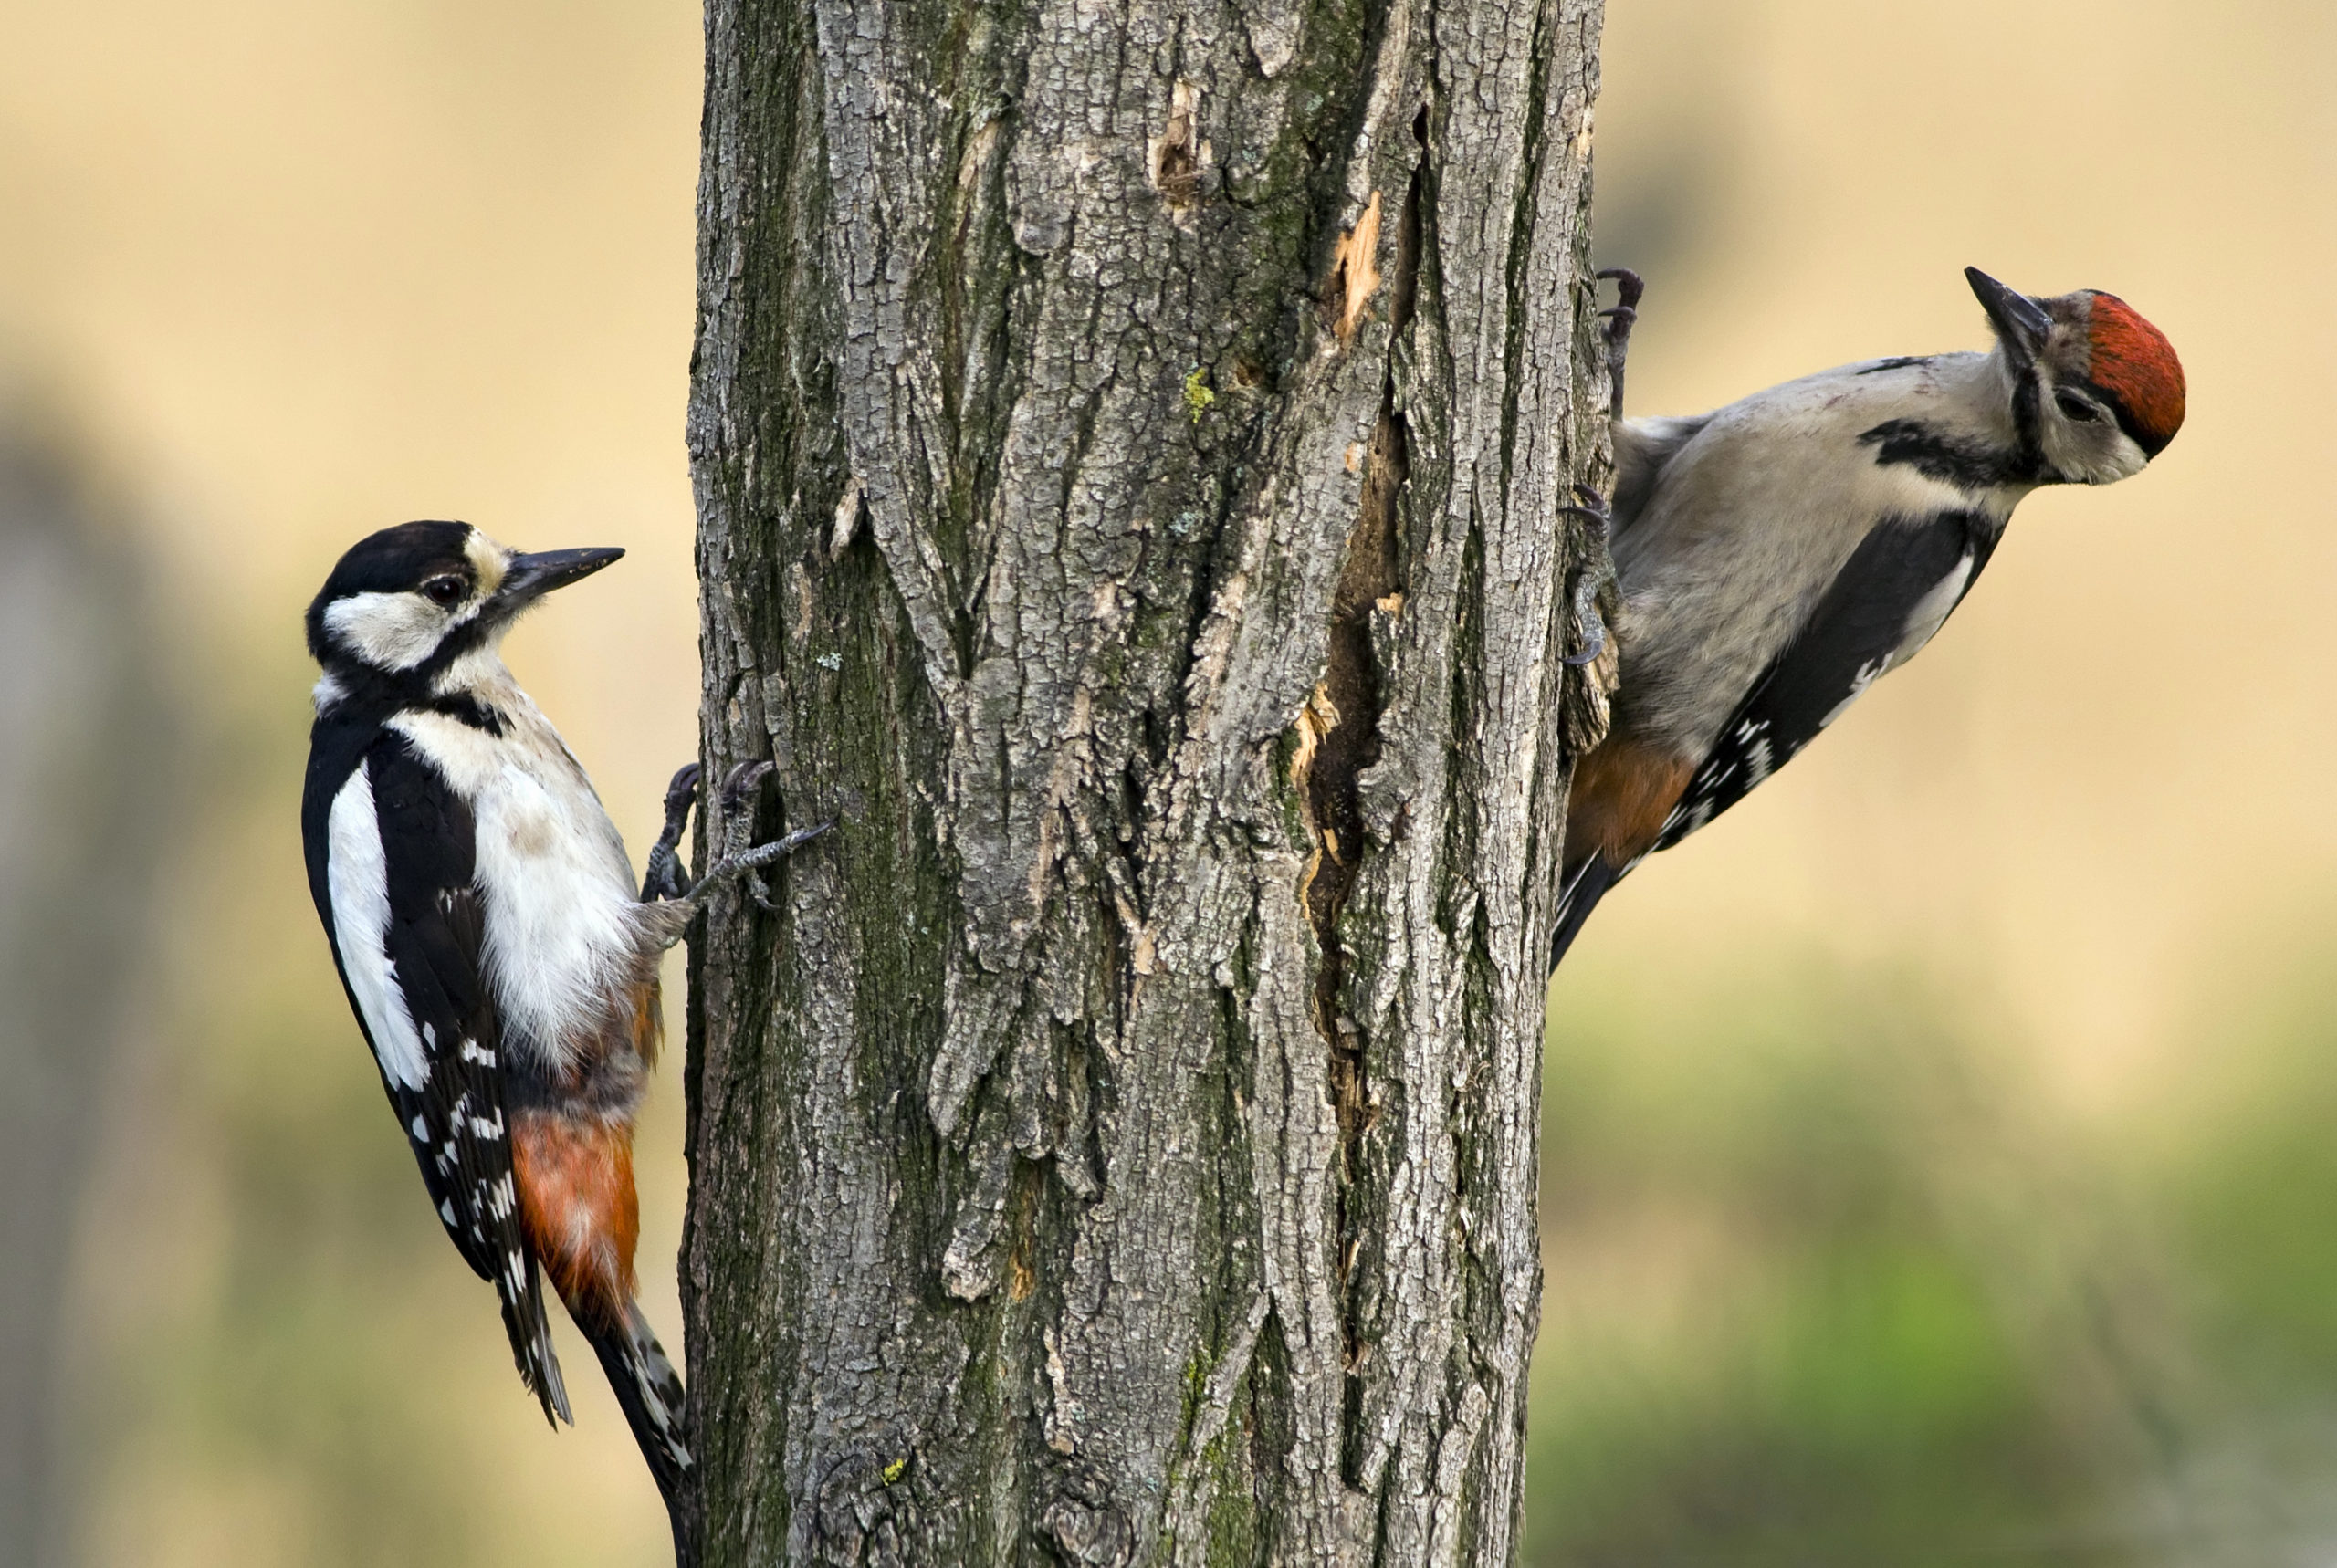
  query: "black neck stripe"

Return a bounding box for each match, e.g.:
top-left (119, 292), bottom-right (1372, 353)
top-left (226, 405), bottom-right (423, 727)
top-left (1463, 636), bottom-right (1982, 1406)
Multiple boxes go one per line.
top-left (1859, 419), bottom-right (2041, 490)
top-left (313, 664), bottom-right (506, 735)
top-left (2009, 371), bottom-right (2047, 475)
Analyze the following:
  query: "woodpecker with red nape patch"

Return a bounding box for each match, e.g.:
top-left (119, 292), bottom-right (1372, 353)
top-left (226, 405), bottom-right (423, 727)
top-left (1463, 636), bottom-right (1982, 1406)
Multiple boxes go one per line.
top-left (1551, 267), bottom-right (2185, 968)
top-left (301, 521), bottom-right (826, 1565)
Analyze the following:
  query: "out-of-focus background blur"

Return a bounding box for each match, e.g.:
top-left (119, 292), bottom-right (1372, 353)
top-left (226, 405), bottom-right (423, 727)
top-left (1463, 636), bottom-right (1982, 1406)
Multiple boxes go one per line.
top-left (0, 4), bottom-right (702, 1563)
top-left (0, 1), bottom-right (2325, 1563)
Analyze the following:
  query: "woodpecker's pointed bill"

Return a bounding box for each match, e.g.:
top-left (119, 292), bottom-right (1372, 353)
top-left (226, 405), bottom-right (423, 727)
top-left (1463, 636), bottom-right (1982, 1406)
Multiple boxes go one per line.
top-left (498, 546), bottom-right (624, 609)
top-left (1965, 266), bottom-right (2053, 363)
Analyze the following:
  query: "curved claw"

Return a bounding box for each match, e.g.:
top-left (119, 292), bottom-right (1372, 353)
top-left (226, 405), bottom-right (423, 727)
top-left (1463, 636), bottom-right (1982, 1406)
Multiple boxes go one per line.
top-left (642, 761), bottom-right (707, 903)
top-left (718, 759), bottom-right (774, 808)
top-left (646, 758), bottom-right (828, 909)
top-left (1590, 270), bottom-right (1644, 419)
top-left (1561, 573), bottom-right (1609, 667)
top-left (708, 760), bottom-right (778, 862)
top-left (1594, 267), bottom-right (1645, 308)
top-left (1558, 484), bottom-right (1613, 536)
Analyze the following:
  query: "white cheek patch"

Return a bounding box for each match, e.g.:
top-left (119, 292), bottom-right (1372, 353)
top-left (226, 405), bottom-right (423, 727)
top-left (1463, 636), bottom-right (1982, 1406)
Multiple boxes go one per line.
top-left (2041, 414), bottom-right (2149, 486)
top-left (327, 767), bottom-right (431, 1090)
top-left (2094, 433), bottom-right (2149, 484)
top-left (324, 591), bottom-right (448, 672)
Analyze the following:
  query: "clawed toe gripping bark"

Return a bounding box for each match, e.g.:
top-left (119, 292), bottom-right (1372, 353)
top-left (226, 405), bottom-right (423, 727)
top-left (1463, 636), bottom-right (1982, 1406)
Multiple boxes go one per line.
top-left (1596, 266), bottom-right (1645, 420)
top-left (640, 762), bottom-right (704, 903)
top-left (1555, 268), bottom-right (1645, 669)
top-left (638, 759), bottom-right (832, 918)
top-left (1559, 484), bottom-right (1617, 666)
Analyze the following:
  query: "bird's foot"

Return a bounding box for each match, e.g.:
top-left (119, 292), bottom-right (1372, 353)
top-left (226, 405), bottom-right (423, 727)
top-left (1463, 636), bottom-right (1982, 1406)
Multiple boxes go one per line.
top-left (639, 762), bottom-right (703, 902)
top-left (1594, 267), bottom-right (1644, 421)
top-left (1557, 484), bottom-right (1615, 667)
top-left (694, 761), bottom-right (833, 913)
top-left (639, 759), bottom-right (833, 914)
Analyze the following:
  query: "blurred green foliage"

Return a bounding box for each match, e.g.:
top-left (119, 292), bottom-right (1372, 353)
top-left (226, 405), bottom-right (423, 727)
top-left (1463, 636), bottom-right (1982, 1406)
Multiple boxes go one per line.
top-left (1525, 939), bottom-right (2337, 1566)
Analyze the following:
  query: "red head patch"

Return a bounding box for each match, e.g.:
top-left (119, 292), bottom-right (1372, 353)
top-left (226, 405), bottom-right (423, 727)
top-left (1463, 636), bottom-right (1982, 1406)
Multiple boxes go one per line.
top-left (2085, 293), bottom-right (2185, 455)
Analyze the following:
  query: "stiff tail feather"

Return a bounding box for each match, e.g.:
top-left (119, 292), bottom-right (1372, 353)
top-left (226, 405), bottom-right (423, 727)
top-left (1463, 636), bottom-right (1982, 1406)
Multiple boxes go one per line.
top-left (582, 1299), bottom-right (697, 1568)
top-left (495, 1249), bottom-right (572, 1426)
top-left (1549, 855), bottom-right (1622, 973)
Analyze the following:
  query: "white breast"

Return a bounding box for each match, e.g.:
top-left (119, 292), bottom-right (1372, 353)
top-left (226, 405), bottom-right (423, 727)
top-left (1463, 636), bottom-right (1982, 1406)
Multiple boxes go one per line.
top-left (390, 675), bottom-right (642, 1071)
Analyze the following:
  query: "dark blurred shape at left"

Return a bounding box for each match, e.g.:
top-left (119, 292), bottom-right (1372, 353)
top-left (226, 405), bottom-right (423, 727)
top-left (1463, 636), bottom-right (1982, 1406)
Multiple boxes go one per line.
top-left (0, 413), bottom-right (169, 1568)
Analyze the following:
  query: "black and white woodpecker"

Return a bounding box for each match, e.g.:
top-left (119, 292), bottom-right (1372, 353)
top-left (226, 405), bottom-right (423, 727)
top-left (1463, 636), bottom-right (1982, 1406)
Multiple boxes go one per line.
top-left (300, 521), bottom-right (823, 1563)
top-left (1552, 267), bottom-right (2185, 967)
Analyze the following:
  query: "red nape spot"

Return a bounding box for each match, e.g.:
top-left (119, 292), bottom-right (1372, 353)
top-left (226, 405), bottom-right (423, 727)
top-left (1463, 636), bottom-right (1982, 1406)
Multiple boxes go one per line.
top-left (2087, 293), bottom-right (2186, 452)
top-left (512, 1113), bottom-right (640, 1323)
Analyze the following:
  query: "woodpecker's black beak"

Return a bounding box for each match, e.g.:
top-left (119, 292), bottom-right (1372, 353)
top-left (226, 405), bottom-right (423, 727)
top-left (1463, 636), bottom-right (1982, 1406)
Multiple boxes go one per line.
top-left (1965, 267), bottom-right (2054, 367)
top-left (498, 547), bottom-right (624, 608)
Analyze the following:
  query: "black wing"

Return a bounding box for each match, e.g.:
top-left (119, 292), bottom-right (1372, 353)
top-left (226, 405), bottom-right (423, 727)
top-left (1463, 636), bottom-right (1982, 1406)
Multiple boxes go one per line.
top-left (1652, 508), bottom-right (2001, 854)
top-left (304, 716), bottom-right (466, 1241)
top-left (303, 723), bottom-right (569, 1423)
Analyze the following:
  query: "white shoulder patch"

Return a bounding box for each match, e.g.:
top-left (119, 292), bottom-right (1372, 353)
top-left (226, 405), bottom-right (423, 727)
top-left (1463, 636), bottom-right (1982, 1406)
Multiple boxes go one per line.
top-left (1892, 550), bottom-right (1975, 664)
top-left (322, 591), bottom-right (445, 672)
top-left (1821, 654), bottom-right (1894, 730)
top-left (327, 766), bottom-right (432, 1090)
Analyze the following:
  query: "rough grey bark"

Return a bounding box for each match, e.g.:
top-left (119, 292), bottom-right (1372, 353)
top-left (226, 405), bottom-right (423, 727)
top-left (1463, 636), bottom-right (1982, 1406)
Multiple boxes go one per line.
top-left (682, 0), bottom-right (1614, 1557)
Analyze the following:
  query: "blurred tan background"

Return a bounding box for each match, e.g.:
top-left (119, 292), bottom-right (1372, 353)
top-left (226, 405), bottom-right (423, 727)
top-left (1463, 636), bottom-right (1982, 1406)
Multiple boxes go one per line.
top-left (0, 1), bottom-right (2326, 1563)
top-left (0, 4), bottom-right (705, 1564)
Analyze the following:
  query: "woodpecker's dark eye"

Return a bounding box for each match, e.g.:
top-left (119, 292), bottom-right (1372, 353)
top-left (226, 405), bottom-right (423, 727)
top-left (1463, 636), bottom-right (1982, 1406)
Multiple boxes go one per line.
top-left (2056, 392), bottom-right (2101, 423)
top-left (421, 575), bottom-right (466, 608)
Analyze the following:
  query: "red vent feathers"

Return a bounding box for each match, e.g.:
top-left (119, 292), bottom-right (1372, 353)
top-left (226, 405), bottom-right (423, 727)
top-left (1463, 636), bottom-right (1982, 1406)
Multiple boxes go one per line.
top-left (2087, 294), bottom-right (2185, 452)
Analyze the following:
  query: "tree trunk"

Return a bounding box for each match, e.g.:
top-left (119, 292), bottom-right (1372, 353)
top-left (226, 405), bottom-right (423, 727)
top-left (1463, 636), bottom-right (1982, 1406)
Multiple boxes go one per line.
top-left (681, 0), bottom-right (1611, 1557)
